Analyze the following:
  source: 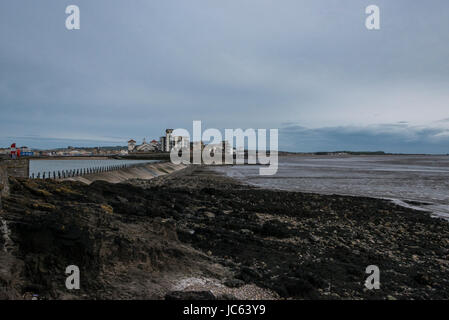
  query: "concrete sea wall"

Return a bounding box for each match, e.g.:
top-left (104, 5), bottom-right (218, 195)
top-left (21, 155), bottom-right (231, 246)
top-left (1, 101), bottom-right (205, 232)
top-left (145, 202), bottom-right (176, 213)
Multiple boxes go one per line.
top-left (0, 162), bottom-right (9, 199)
top-left (63, 161), bottom-right (187, 184)
top-left (1, 160), bottom-right (30, 208)
top-left (3, 159), bottom-right (29, 178)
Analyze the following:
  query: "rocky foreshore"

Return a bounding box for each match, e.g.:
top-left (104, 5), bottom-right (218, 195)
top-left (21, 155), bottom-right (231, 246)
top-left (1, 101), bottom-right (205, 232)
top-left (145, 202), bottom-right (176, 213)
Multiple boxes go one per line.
top-left (1, 165), bottom-right (449, 300)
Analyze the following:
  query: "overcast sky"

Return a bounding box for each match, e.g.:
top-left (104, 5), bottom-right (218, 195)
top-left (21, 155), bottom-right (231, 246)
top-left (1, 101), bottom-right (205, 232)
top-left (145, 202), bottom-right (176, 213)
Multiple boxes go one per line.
top-left (1, 0), bottom-right (448, 153)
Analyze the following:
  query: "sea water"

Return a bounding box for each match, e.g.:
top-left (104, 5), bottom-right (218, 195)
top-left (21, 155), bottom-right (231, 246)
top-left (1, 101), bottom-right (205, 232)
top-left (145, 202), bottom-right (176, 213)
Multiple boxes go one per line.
top-left (214, 155), bottom-right (449, 220)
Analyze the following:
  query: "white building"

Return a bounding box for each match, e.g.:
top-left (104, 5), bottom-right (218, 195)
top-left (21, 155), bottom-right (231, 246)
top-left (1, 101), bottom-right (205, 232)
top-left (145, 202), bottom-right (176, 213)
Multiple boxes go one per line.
top-left (161, 129), bottom-right (190, 152)
top-left (160, 136), bottom-right (167, 151)
top-left (128, 129), bottom-right (188, 153)
top-left (172, 136), bottom-right (190, 149)
top-left (165, 129), bottom-right (173, 152)
top-left (128, 138), bottom-right (160, 153)
top-left (204, 140), bottom-right (233, 155)
top-left (128, 139), bottom-right (136, 152)
top-left (222, 140), bottom-right (233, 155)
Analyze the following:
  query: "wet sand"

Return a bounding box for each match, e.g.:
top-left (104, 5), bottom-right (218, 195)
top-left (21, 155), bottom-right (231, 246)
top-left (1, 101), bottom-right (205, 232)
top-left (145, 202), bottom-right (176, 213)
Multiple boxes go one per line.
top-left (214, 155), bottom-right (449, 220)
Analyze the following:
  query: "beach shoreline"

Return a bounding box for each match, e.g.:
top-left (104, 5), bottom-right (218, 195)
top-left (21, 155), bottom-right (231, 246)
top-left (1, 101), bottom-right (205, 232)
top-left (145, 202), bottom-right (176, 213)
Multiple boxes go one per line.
top-left (1, 165), bottom-right (448, 299)
top-left (214, 154), bottom-right (449, 221)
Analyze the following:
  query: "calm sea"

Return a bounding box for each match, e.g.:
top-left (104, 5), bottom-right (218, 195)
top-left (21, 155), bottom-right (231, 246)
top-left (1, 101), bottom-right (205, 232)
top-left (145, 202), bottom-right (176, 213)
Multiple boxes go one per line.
top-left (214, 155), bottom-right (449, 220)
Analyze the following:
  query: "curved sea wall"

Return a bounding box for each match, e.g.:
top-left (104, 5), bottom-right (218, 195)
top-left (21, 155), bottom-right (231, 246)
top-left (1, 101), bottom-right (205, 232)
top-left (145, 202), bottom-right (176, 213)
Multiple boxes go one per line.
top-left (62, 161), bottom-right (187, 184)
top-left (0, 162), bottom-right (9, 209)
top-left (1, 160), bottom-right (29, 207)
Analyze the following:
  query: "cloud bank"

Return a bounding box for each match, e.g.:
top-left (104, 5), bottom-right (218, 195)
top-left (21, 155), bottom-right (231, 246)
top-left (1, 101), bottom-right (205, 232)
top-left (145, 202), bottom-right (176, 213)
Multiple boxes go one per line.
top-left (0, 0), bottom-right (448, 152)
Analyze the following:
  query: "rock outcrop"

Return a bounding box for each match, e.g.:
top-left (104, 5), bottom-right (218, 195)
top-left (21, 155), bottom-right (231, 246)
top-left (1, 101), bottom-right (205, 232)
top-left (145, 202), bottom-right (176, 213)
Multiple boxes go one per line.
top-left (1, 166), bottom-right (449, 300)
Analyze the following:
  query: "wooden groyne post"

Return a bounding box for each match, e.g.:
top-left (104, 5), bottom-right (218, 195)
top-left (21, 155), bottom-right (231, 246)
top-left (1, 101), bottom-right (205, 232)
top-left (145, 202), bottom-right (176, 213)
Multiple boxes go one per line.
top-left (29, 162), bottom-right (147, 180)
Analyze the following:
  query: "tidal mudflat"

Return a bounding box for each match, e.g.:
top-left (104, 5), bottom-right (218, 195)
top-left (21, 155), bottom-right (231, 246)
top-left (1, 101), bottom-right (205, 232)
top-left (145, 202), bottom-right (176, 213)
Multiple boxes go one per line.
top-left (214, 155), bottom-right (449, 220)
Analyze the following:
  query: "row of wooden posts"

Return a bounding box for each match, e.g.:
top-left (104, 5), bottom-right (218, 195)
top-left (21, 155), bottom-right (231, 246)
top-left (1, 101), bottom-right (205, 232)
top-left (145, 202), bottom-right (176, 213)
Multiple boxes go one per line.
top-left (30, 163), bottom-right (141, 179)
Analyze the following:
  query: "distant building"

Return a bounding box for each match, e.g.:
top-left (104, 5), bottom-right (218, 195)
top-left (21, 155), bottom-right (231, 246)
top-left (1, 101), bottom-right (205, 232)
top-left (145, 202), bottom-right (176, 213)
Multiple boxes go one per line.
top-left (128, 138), bottom-right (161, 153)
top-left (165, 129), bottom-right (173, 152)
top-left (161, 129), bottom-right (189, 152)
top-left (69, 150), bottom-right (80, 156)
top-left (20, 146), bottom-right (34, 157)
top-left (149, 139), bottom-right (160, 149)
top-left (172, 135), bottom-right (190, 149)
top-left (128, 129), bottom-right (188, 153)
top-left (222, 140), bottom-right (232, 155)
top-left (204, 140), bottom-right (233, 155)
top-left (135, 138), bottom-right (156, 152)
top-left (128, 139), bottom-right (136, 152)
top-left (160, 136), bottom-right (166, 152)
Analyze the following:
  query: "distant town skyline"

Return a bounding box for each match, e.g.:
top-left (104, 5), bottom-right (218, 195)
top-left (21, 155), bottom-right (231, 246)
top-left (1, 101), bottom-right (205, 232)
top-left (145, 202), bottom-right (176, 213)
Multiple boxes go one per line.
top-left (1, 1), bottom-right (448, 153)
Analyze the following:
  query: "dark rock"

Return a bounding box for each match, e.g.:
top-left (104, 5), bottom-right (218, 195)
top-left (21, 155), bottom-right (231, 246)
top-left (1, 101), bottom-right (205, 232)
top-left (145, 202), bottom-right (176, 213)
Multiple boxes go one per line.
top-left (278, 276), bottom-right (315, 298)
top-left (2, 166), bottom-right (449, 300)
top-left (165, 290), bottom-right (216, 300)
top-left (260, 220), bottom-right (290, 238)
top-left (237, 266), bottom-right (262, 282)
top-left (224, 278), bottom-right (245, 288)
top-left (216, 293), bottom-right (238, 300)
top-left (414, 273), bottom-right (431, 285)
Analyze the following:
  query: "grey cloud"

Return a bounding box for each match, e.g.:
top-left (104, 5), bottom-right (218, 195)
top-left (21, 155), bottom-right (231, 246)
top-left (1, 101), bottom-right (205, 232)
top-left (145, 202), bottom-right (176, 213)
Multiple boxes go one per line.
top-left (0, 0), bottom-right (448, 151)
top-left (280, 123), bottom-right (449, 154)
